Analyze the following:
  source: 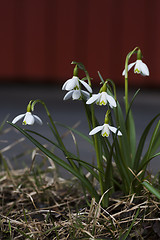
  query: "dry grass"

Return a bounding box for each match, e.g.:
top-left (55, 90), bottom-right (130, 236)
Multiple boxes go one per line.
top-left (0, 165), bottom-right (160, 240)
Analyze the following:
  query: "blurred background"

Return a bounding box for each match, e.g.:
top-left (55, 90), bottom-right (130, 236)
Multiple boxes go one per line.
top-left (1, 0), bottom-right (160, 174)
top-left (0, 0), bottom-right (160, 86)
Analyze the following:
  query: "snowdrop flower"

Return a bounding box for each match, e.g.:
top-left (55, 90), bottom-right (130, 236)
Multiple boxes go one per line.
top-left (86, 92), bottom-right (116, 108)
top-left (62, 76), bottom-right (92, 93)
top-left (122, 59), bottom-right (149, 76)
top-left (89, 123), bottom-right (122, 137)
top-left (63, 89), bottom-right (90, 100)
top-left (12, 112), bottom-right (42, 125)
top-left (122, 49), bottom-right (149, 77)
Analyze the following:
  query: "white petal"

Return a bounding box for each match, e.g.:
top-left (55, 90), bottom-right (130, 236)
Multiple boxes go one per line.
top-left (122, 62), bottom-right (136, 76)
top-left (62, 80), bottom-right (69, 90)
top-left (12, 114), bottom-right (25, 124)
top-left (106, 94), bottom-right (117, 108)
top-left (134, 60), bottom-right (141, 74)
top-left (65, 77), bottom-right (79, 90)
top-left (86, 93), bottom-right (100, 104)
top-left (101, 124), bottom-right (110, 137)
top-left (79, 80), bottom-right (92, 93)
top-left (81, 90), bottom-right (90, 99)
top-left (72, 90), bottom-right (81, 100)
top-left (33, 115), bottom-right (43, 125)
top-left (99, 92), bottom-right (108, 105)
top-left (140, 62), bottom-right (149, 76)
top-left (63, 90), bottom-right (74, 100)
top-left (23, 112), bottom-right (34, 125)
top-left (108, 125), bottom-right (122, 136)
top-left (89, 125), bottom-right (103, 135)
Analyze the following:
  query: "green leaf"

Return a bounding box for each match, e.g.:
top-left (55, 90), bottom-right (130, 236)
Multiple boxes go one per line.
top-left (114, 102), bottom-right (132, 167)
top-left (120, 208), bottom-right (140, 240)
top-left (8, 121), bottom-right (100, 201)
top-left (139, 120), bottom-right (160, 172)
top-left (134, 113), bottom-right (160, 171)
top-left (125, 89), bottom-right (140, 162)
top-left (25, 129), bottom-right (100, 180)
top-left (142, 181), bottom-right (160, 199)
top-left (97, 71), bottom-right (104, 84)
top-left (54, 121), bottom-right (93, 145)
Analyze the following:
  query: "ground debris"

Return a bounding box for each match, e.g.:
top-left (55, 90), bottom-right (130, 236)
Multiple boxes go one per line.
top-left (0, 168), bottom-right (160, 239)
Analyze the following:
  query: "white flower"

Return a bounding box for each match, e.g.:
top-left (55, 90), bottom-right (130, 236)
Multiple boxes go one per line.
top-left (86, 92), bottom-right (116, 108)
top-left (63, 89), bottom-right (90, 100)
top-left (122, 59), bottom-right (149, 76)
top-left (12, 112), bottom-right (42, 125)
top-left (89, 123), bottom-right (122, 137)
top-left (62, 76), bottom-right (92, 93)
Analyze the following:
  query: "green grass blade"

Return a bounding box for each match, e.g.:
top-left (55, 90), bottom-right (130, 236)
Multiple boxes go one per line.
top-left (25, 129), bottom-right (100, 180)
top-left (138, 152), bottom-right (160, 172)
top-left (139, 120), bottom-right (160, 172)
top-left (8, 122), bottom-right (99, 201)
top-left (55, 121), bottom-right (93, 145)
top-left (114, 102), bottom-right (132, 168)
top-left (134, 113), bottom-right (160, 171)
top-left (124, 90), bottom-right (140, 164)
top-left (142, 181), bottom-right (160, 199)
top-left (125, 88), bottom-right (140, 123)
top-left (126, 110), bottom-right (136, 163)
top-left (120, 208), bottom-right (140, 240)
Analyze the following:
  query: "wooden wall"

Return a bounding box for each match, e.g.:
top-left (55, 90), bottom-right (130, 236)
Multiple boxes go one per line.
top-left (0, 0), bottom-right (160, 87)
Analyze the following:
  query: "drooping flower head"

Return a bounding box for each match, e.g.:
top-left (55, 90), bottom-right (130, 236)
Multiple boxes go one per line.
top-left (62, 64), bottom-right (92, 101)
top-left (89, 110), bottom-right (122, 137)
top-left (122, 49), bottom-right (149, 77)
top-left (12, 100), bottom-right (42, 126)
top-left (86, 81), bottom-right (116, 108)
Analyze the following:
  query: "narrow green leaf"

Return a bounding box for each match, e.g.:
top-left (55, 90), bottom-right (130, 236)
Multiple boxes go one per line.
top-left (120, 208), bottom-right (140, 240)
top-left (8, 122), bottom-right (99, 201)
top-left (134, 113), bottom-right (160, 170)
top-left (114, 102), bottom-right (132, 167)
top-left (126, 110), bottom-right (136, 163)
top-left (55, 121), bottom-right (93, 145)
top-left (139, 120), bottom-right (160, 172)
top-left (97, 71), bottom-right (105, 83)
top-left (125, 88), bottom-right (140, 123)
top-left (25, 129), bottom-right (100, 180)
top-left (125, 89), bottom-right (140, 162)
top-left (142, 181), bottom-right (160, 199)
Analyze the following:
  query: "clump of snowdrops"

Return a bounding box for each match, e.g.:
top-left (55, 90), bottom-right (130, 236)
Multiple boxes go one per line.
top-left (9, 47), bottom-right (160, 207)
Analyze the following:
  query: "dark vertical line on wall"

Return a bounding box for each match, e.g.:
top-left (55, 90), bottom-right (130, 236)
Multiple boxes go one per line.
top-left (44, 0), bottom-right (58, 81)
top-left (13, 1), bottom-right (26, 79)
top-left (144, 0), bottom-right (158, 86)
top-left (75, 0), bottom-right (90, 66)
top-left (108, 0), bottom-right (124, 82)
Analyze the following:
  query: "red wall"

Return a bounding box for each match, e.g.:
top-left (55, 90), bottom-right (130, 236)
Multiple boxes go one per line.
top-left (0, 0), bottom-right (160, 87)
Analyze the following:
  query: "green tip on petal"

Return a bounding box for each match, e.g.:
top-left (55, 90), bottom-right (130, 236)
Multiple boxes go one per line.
top-left (23, 121), bottom-right (27, 125)
top-left (134, 68), bottom-right (140, 74)
top-left (100, 100), bottom-right (106, 105)
top-left (102, 132), bottom-right (109, 137)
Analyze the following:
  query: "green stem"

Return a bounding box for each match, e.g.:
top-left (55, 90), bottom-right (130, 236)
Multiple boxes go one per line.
top-left (84, 69), bottom-right (105, 205)
top-left (91, 104), bottom-right (104, 197)
top-left (124, 47), bottom-right (139, 114)
top-left (31, 100), bottom-right (78, 171)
